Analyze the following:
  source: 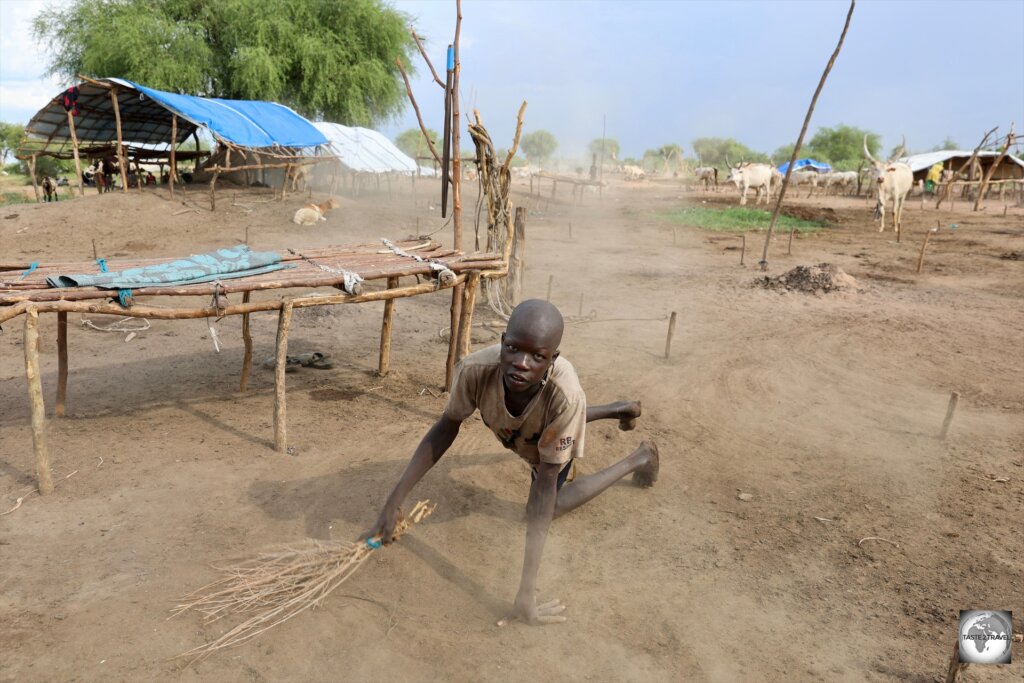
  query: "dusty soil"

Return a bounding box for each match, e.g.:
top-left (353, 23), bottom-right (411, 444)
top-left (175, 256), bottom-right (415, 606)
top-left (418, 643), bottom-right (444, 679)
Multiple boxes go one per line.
top-left (2, 177), bottom-right (1022, 682)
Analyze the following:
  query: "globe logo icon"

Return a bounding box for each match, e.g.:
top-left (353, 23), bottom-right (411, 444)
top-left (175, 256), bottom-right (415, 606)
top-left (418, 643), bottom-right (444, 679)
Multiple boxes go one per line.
top-left (959, 610), bottom-right (1012, 664)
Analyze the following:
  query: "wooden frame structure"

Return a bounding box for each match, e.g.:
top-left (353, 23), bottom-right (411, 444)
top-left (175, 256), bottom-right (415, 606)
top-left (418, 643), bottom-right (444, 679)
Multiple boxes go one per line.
top-left (529, 171), bottom-right (603, 202)
top-left (2, 236), bottom-right (512, 494)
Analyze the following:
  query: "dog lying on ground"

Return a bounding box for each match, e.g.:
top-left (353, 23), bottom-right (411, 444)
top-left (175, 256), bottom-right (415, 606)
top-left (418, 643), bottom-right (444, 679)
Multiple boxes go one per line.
top-left (292, 197), bottom-right (340, 225)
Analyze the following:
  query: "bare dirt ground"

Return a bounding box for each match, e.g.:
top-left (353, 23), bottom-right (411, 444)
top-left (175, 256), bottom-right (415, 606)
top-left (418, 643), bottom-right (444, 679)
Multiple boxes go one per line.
top-left (2, 176), bottom-right (1022, 682)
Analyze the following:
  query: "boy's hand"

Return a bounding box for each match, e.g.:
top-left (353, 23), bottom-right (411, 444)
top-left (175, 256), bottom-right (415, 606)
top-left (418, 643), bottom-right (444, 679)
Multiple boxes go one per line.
top-left (496, 592), bottom-right (567, 627)
top-left (361, 504), bottom-right (401, 545)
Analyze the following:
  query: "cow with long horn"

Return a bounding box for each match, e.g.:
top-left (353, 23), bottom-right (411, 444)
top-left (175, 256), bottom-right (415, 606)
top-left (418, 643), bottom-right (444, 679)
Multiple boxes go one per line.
top-left (864, 135), bottom-right (914, 237)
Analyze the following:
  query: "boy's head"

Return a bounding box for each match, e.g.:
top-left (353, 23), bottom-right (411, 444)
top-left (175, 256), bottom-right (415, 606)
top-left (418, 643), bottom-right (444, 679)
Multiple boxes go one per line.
top-left (500, 300), bottom-right (564, 394)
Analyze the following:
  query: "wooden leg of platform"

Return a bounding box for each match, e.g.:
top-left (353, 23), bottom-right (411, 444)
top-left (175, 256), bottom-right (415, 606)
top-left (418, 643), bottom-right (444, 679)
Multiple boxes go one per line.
top-left (444, 284), bottom-right (464, 392)
top-left (273, 301), bottom-right (293, 453)
top-left (56, 311), bottom-right (68, 417)
top-left (24, 309), bottom-right (54, 495)
top-left (378, 277), bottom-right (399, 377)
top-left (456, 272), bottom-right (481, 361)
top-left (239, 291), bottom-right (253, 393)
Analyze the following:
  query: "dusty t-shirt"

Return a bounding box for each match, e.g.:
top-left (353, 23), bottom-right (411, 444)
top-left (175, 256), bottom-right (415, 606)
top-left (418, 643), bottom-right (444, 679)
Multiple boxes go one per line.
top-left (444, 344), bottom-right (586, 467)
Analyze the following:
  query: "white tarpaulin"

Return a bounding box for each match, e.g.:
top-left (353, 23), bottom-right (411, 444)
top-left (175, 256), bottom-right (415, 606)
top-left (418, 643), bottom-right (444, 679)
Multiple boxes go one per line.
top-left (898, 150), bottom-right (1024, 173)
top-left (311, 122), bottom-right (417, 174)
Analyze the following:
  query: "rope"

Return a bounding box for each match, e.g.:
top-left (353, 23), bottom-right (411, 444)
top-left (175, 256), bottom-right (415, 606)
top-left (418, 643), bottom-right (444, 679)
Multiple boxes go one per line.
top-left (286, 249), bottom-right (364, 295)
top-left (380, 238), bottom-right (456, 286)
top-left (80, 315), bottom-right (151, 332)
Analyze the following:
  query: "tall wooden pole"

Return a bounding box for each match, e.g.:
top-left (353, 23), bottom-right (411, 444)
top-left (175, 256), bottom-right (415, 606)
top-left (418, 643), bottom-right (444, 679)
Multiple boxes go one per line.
top-left (66, 110), bottom-right (85, 197)
top-left (24, 309), bottom-right (54, 495)
top-left (109, 87), bottom-right (128, 193)
top-left (170, 114), bottom-right (177, 197)
top-left (445, 0), bottom-right (465, 391)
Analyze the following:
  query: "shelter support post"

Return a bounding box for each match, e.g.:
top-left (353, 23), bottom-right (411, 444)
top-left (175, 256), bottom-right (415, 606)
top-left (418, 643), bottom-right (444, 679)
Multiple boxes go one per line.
top-left (508, 206), bottom-right (526, 306)
top-left (28, 155), bottom-right (40, 202)
top-left (24, 309), bottom-right (54, 495)
top-left (456, 271), bottom-right (481, 360)
top-left (281, 164), bottom-right (291, 199)
top-left (209, 172), bottom-right (220, 210)
top-left (445, 284), bottom-right (464, 391)
top-left (377, 277), bottom-right (399, 376)
top-left (56, 311), bottom-right (68, 417)
top-left (134, 157), bottom-right (143, 192)
top-left (66, 110), bottom-right (85, 197)
top-left (239, 291), bottom-right (253, 393)
top-left (273, 301), bottom-right (294, 453)
top-left (170, 114), bottom-right (177, 197)
top-left (109, 87), bottom-right (128, 193)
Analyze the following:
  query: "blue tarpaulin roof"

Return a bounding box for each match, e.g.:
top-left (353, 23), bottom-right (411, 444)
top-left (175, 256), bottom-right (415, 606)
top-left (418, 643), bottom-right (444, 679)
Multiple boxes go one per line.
top-left (21, 77), bottom-right (328, 156)
top-left (119, 79), bottom-right (327, 148)
top-left (778, 158), bottom-right (833, 174)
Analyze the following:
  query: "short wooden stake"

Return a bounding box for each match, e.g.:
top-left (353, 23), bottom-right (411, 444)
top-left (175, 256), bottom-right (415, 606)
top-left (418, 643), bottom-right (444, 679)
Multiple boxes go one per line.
top-left (239, 291), bottom-right (253, 393)
top-left (56, 311), bottom-right (68, 417)
top-left (664, 311), bottom-right (677, 359)
top-left (939, 391), bottom-right (959, 439)
top-left (578, 292), bottom-right (584, 316)
top-left (91, 239), bottom-right (98, 260)
top-left (456, 272), bottom-right (481, 360)
top-left (378, 277), bottom-right (399, 376)
top-left (740, 233), bottom-right (746, 265)
top-left (546, 274), bottom-right (553, 301)
top-left (273, 301), bottom-right (294, 453)
top-left (568, 222), bottom-right (573, 240)
top-left (672, 228), bottom-right (677, 245)
top-left (24, 309), bottom-right (54, 495)
top-left (916, 228), bottom-right (935, 274)
top-left (919, 180), bottom-right (925, 210)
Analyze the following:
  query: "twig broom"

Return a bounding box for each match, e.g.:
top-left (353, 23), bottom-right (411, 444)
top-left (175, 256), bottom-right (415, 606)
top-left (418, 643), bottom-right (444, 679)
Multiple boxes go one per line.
top-left (170, 500), bottom-right (436, 662)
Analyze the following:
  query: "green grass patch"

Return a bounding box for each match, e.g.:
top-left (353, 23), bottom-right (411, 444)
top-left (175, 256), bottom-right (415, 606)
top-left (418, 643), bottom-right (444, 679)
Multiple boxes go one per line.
top-left (660, 206), bottom-right (826, 233)
top-left (1, 191), bottom-right (33, 206)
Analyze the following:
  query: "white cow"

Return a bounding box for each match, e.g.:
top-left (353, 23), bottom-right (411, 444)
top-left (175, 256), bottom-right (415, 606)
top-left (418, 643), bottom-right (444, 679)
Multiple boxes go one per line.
top-left (694, 166), bottom-right (718, 190)
top-left (726, 162), bottom-right (773, 205)
top-left (864, 135), bottom-right (914, 236)
top-left (622, 164), bottom-right (646, 181)
top-left (825, 171), bottom-right (858, 196)
top-left (791, 170), bottom-right (821, 197)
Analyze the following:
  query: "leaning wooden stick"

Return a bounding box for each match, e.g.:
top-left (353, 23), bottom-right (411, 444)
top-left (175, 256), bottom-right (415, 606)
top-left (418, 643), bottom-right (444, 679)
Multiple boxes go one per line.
top-left (171, 500), bottom-right (436, 661)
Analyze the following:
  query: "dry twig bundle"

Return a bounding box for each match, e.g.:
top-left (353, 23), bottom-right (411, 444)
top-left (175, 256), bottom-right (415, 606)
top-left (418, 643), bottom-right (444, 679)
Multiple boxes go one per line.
top-left (171, 500), bottom-right (436, 661)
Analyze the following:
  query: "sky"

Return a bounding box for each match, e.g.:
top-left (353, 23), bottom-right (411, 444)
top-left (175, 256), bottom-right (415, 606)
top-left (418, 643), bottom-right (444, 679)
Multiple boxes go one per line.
top-left (2, 0), bottom-right (1022, 161)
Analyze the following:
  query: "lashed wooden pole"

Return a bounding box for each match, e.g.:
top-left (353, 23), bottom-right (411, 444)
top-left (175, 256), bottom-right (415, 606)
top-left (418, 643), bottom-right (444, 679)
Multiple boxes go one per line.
top-left (456, 271), bottom-right (481, 360)
top-left (445, 0), bottom-right (466, 391)
top-left (55, 311), bottom-right (68, 417)
top-left (378, 277), bottom-right (399, 376)
top-left (110, 87), bottom-right (128, 193)
top-left (66, 110), bottom-right (85, 197)
top-left (24, 308), bottom-right (54, 495)
top-left (509, 207), bottom-right (526, 305)
top-left (273, 301), bottom-right (294, 453)
top-left (973, 124), bottom-right (1015, 212)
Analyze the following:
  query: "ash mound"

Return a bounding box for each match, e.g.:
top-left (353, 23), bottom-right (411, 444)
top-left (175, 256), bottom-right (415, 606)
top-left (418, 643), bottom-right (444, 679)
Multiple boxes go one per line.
top-left (758, 263), bottom-right (859, 294)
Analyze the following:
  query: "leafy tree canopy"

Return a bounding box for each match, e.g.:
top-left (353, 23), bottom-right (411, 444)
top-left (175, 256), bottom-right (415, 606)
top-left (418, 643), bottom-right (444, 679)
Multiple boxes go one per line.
top-left (771, 143), bottom-right (795, 166)
top-left (587, 137), bottom-right (619, 161)
top-left (932, 136), bottom-right (960, 151)
top-left (691, 137), bottom-right (768, 168)
top-left (33, 0), bottom-right (416, 127)
top-left (395, 127), bottom-right (439, 158)
top-left (521, 130), bottom-right (557, 162)
top-left (806, 124), bottom-right (881, 167)
top-left (1, 122), bottom-right (24, 164)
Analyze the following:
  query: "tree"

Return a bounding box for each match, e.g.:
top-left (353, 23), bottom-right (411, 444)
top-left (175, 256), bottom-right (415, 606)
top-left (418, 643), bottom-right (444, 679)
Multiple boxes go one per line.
top-left (1, 122), bottom-right (24, 165)
top-left (395, 128), bottom-right (439, 159)
top-left (805, 124), bottom-right (880, 166)
top-left (587, 137), bottom-right (619, 162)
top-left (691, 137), bottom-right (768, 168)
top-left (771, 143), bottom-right (795, 166)
top-left (521, 130), bottom-right (557, 163)
top-left (33, 0), bottom-right (416, 127)
top-left (931, 137), bottom-right (960, 152)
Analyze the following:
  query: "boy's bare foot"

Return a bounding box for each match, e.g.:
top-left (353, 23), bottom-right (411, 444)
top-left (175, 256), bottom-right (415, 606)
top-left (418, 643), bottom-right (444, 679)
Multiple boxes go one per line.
top-left (618, 400), bottom-right (642, 431)
top-left (632, 440), bottom-right (659, 487)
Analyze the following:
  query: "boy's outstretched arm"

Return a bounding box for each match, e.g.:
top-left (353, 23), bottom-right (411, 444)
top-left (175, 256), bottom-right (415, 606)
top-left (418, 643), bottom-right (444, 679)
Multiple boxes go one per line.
top-left (499, 461), bottom-right (567, 626)
top-left (364, 415), bottom-right (462, 543)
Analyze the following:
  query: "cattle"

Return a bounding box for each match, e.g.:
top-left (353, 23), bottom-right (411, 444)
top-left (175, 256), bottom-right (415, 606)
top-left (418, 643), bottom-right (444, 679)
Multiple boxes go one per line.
top-left (790, 170), bottom-right (822, 197)
top-left (287, 165), bottom-right (311, 193)
top-left (726, 162), bottom-right (773, 205)
top-left (41, 176), bottom-right (59, 202)
top-left (864, 135), bottom-right (914, 236)
top-left (622, 164), bottom-right (645, 181)
top-left (824, 171), bottom-right (859, 196)
top-left (292, 196), bottom-right (341, 225)
top-left (694, 166), bottom-right (718, 190)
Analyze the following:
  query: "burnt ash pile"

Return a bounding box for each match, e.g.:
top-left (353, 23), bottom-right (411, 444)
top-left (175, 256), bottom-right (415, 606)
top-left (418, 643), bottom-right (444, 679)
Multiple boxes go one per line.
top-left (758, 263), bottom-right (859, 294)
